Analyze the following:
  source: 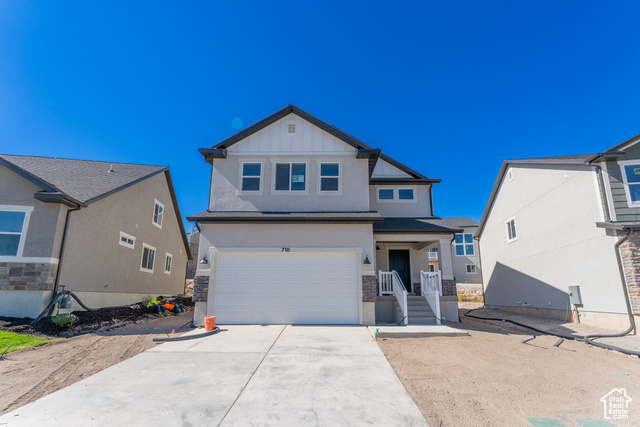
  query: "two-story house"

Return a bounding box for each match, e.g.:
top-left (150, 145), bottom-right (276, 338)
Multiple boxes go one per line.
top-left (188, 105), bottom-right (462, 326)
top-left (0, 155), bottom-right (191, 318)
top-left (477, 133), bottom-right (640, 330)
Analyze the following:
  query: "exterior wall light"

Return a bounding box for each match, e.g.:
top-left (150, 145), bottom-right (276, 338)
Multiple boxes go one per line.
top-left (199, 256), bottom-right (209, 265)
top-left (363, 255), bottom-right (371, 265)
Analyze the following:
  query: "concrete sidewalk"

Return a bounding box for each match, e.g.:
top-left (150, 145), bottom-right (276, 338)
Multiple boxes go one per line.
top-left (0, 325), bottom-right (429, 426)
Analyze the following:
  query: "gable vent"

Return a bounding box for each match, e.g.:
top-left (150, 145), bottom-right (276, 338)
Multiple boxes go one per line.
top-left (288, 123), bottom-right (296, 134)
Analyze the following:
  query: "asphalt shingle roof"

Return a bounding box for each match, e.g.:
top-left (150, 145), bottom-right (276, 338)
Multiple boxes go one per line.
top-left (373, 217), bottom-right (463, 233)
top-left (0, 155), bottom-right (167, 205)
top-left (513, 154), bottom-right (594, 161)
top-left (187, 211), bottom-right (384, 222)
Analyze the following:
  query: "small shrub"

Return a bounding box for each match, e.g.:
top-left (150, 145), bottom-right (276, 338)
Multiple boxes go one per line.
top-left (51, 313), bottom-right (79, 328)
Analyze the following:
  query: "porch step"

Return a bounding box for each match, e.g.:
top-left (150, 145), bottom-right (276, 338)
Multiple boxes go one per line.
top-left (405, 296), bottom-right (437, 325)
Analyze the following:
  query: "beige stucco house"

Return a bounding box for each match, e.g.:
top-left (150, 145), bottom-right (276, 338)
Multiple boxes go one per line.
top-left (0, 155), bottom-right (191, 318)
top-left (477, 133), bottom-right (640, 330)
top-left (188, 105), bottom-right (465, 326)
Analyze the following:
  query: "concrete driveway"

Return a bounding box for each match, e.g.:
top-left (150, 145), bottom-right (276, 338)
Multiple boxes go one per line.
top-left (0, 325), bottom-right (428, 426)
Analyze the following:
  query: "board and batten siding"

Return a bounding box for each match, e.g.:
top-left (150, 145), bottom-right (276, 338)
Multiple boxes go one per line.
top-left (227, 113), bottom-right (355, 155)
top-left (605, 143), bottom-right (640, 221)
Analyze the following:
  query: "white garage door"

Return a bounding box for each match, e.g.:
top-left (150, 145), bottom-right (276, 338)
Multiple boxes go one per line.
top-left (212, 252), bottom-right (359, 324)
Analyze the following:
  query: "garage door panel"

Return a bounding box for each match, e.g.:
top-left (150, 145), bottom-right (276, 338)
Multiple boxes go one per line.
top-left (212, 252), bottom-right (359, 324)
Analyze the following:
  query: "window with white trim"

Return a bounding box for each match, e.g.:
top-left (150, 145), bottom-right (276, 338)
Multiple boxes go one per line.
top-left (506, 218), bottom-right (517, 242)
top-left (466, 264), bottom-right (476, 274)
top-left (119, 231), bottom-right (135, 249)
top-left (140, 244), bottom-right (156, 272)
top-left (164, 253), bottom-right (173, 274)
top-left (378, 188), bottom-right (394, 200)
top-left (0, 206), bottom-right (32, 257)
top-left (454, 233), bottom-right (475, 256)
top-left (320, 163), bottom-right (340, 192)
top-left (398, 189), bottom-right (414, 200)
top-left (620, 161), bottom-right (640, 207)
top-left (275, 163), bottom-right (306, 191)
top-left (241, 163), bottom-right (262, 192)
top-left (153, 201), bottom-right (164, 228)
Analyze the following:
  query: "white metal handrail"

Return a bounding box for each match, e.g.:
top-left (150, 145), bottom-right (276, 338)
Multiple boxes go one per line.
top-left (391, 270), bottom-right (408, 326)
top-left (378, 271), bottom-right (393, 296)
top-left (420, 270), bottom-right (441, 325)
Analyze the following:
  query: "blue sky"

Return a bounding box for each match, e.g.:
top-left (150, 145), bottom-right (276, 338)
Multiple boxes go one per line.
top-left (2, 1), bottom-right (640, 228)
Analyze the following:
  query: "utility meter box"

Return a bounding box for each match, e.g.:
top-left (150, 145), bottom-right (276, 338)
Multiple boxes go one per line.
top-left (568, 286), bottom-right (582, 306)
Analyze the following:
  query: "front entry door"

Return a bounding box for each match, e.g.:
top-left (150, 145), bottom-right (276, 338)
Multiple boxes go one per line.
top-left (389, 250), bottom-right (411, 292)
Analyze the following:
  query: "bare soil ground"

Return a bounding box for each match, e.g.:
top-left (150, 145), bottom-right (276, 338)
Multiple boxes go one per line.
top-left (379, 308), bottom-right (640, 427)
top-left (0, 300), bottom-right (195, 416)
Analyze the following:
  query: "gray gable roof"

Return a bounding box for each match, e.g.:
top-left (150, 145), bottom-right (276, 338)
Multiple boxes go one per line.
top-left (1, 154), bottom-right (191, 259)
top-left (198, 104), bottom-right (439, 182)
top-left (0, 154), bottom-right (167, 205)
top-left (187, 211), bottom-right (383, 223)
top-left (373, 217), bottom-right (463, 233)
top-left (442, 217), bottom-right (479, 228)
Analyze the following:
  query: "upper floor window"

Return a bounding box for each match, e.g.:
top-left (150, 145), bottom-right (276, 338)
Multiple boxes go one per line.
top-left (241, 163), bottom-right (262, 192)
top-left (620, 161), bottom-right (640, 207)
top-left (119, 231), bottom-right (135, 249)
top-left (506, 218), bottom-right (517, 243)
top-left (398, 189), bottom-right (414, 200)
top-left (0, 206), bottom-right (33, 257)
top-left (377, 187), bottom-right (416, 202)
top-left (378, 189), bottom-right (394, 200)
top-left (320, 163), bottom-right (340, 192)
top-left (454, 233), bottom-right (474, 256)
top-left (275, 163), bottom-right (306, 192)
top-left (153, 200), bottom-right (164, 228)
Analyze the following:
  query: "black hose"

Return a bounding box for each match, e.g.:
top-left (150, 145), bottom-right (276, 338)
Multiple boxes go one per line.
top-left (152, 327), bottom-right (222, 342)
top-left (463, 308), bottom-right (640, 357)
top-left (30, 291), bottom-right (174, 325)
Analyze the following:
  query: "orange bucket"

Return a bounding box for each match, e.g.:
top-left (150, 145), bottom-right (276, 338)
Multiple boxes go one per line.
top-left (204, 316), bottom-right (217, 331)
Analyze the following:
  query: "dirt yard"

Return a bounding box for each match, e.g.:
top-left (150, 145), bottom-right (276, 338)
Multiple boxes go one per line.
top-left (0, 308), bottom-right (194, 416)
top-left (379, 311), bottom-right (640, 427)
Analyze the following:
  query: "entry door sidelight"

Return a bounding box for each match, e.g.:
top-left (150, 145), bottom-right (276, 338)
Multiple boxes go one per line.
top-left (389, 250), bottom-right (411, 292)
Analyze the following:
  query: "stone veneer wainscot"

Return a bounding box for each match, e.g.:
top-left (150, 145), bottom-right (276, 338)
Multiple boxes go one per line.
top-left (0, 262), bottom-right (57, 291)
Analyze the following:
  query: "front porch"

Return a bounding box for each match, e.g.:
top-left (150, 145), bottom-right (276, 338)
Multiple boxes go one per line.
top-left (371, 218), bottom-right (464, 326)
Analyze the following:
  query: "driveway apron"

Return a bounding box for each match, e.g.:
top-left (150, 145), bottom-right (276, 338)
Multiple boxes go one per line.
top-left (0, 325), bottom-right (428, 426)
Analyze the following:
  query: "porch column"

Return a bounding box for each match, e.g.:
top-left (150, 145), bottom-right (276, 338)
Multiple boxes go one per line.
top-left (437, 237), bottom-right (455, 281)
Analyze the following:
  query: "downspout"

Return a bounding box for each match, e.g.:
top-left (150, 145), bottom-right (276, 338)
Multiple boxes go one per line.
top-left (429, 185), bottom-right (435, 217)
top-left (594, 166), bottom-right (611, 222)
top-left (49, 205), bottom-right (81, 314)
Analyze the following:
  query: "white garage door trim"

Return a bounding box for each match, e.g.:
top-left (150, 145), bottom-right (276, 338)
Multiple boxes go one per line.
top-left (208, 251), bottom-right (361, 325)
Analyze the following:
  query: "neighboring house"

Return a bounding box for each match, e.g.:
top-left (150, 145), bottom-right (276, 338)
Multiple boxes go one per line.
top-left (188, 105), bottom-right (463, 326)
top-left (445, 217), bottom-right (482, 284)
top-left (477, 133), bottom-right (640, 330)
top-left (186, 229), bottom-right (200, 279)
top-left (420, 217), bottom-right (483, 284)
top-left (0, 155), bottom-right (191, 318)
